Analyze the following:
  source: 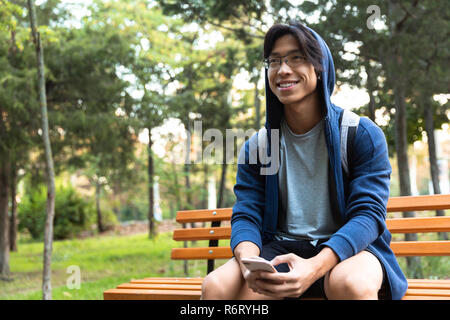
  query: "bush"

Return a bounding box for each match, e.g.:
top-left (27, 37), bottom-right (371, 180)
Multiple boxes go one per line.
top-left (18, 184), bottom-right (98, 240)
top-left (96, 207), bottom-right (119, 231)
top-left (118, 203), bottom-right (147, 222)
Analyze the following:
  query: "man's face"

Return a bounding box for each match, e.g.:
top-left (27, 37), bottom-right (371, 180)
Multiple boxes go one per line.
top-left (267, 34), bottom-right (318, 107)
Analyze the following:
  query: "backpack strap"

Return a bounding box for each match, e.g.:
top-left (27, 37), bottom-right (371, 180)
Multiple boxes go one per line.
top-left (340, 109), bottom-right (360, 177)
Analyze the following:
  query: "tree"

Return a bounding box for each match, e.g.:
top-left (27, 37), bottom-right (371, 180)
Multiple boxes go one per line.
top-left (157, 0), bottom-right (290, 128)
top-left (41, 5), bottom-right (138, 234)
top-left (27, 0), bottom-right (56, 299)
top-left (86, 0), bottom-right (183, 237)
top-left (0, 0), bottom-right (23, 280)
top-left (405, 0), bottom-right (449, 239)
top-left (0, 0), bottom-right (57, 273)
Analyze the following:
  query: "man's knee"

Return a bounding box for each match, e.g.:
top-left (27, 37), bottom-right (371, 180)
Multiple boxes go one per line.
top-left (201, 272), bottom-right (228, 299)
top-left (201, 258), bottom-right (244, 300)
top-left (325, 269), bottom-right (379, 300)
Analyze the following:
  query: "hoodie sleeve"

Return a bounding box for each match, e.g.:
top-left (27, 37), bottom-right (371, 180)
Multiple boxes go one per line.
top-left (230, 134), bottom-right (266, 255)
top-left (320, 118), bottom-right (391, 261)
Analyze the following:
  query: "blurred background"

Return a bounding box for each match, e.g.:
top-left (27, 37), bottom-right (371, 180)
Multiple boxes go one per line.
top-left (0, 0), bottom-right (448, 299)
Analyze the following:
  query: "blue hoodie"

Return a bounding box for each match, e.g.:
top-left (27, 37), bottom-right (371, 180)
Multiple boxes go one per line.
top-left (230, 26), bottom-right (408, 300)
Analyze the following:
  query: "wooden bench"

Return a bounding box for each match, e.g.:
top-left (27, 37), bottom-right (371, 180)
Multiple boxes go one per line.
top-left (103, 194), bottom-right (450, 300)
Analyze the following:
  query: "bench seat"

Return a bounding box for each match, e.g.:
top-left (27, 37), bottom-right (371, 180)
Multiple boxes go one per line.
top-left (103, 278), bottom-right (450, 300)
top-left (104, 195), bottom-right (450, 300)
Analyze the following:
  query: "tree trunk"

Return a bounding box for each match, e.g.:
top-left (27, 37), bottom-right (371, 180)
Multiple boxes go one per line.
top-left (423, 100), bottom-right (447, 240)
top-left (95, 179), bottom-right (105, 233)
top-left (28, 0), bottom-right (56, 300)
top-left (201, 165), bottom-right (208, 227)
top-left (365, 65), bottom-right (377, 122)
top-left (202, 164), bottom-right (208, 210)
top-left (148, 128), bottom-right (156, 238)
top-left (8, 31), bottom-right (18, 254)
top-left (171, 149), bottom-right (187, 275)
top-left (9, 163), bottom-right (18, 252)
top-left (184, 120), bottom-right (192, 211)
top-left (393, 82), bottom-right (422, 278)
top-left (0, 158), bottom-right (11, 280)
top-left (169, 201), bottom-right (175, 220)
top-left (253, 76), bottom-right (261, 129)
top-left (183, 119), bottom-right (194, 274)
top-left (171, 159), bottom-right (181, 214)
top-left (217, 161), bottom-right (227, 208)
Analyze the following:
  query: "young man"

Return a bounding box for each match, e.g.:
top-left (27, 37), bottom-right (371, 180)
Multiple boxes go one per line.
top-left (201, 22), bottom-right (408, 300)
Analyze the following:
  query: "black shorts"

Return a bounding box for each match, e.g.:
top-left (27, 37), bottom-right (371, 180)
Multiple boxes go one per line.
top-left (259, 239), bottom-right (327, 299)
top-left (259, 240), bottom-right (388, 300)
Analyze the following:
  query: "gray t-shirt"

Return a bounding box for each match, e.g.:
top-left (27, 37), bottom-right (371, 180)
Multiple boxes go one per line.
top-left (276, 117), bottom-right (342, 246)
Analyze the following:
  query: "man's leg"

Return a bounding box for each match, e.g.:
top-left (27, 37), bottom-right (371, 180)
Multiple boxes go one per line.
top-left (324, 250), bottom-right (384, 300)
top-left (201, 257), bottom-right (280, 300)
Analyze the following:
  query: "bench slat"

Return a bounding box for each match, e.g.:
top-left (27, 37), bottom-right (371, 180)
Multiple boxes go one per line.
top-left (133, 278), bottom-right (204, 285)
top-left (386, 216), bottom-right (450, 233)
top-left (407, 279), bottom-right (450, 284)
top-left (117, 283), bottom-right (202, 291)
top-left (404, 288), bottom-right (450, 297)
top-left (406, 282), bottom-right (450, 290)
top-left (103, 288), bottom-right (201, 300)
top-left (104, 281), bottom-right (450, 300)
top-left (104, 287), bottom-right (449, 300)
top-left (176, 208), bottom-right (232, 223)
top-left (173, 227), bottom-right (231, 241)
top-left (171, 247), bottom-right (233, 260)
top-left (173, 195), bottom-right (450, 224)
top-left (391, 241), bottom-right (450, 256)
top-left (122, 280), bottom-right (450, 291)
top-left (402, 295), bottom-right (450, 300)
top-left (171, 217), bottom-right (450, 242)
top-left (131, 278), bottom-right (450, 289)
top-left (387, 194), bottom-right (450, 212)
top-left (170, 241), bottom-right (450, 258)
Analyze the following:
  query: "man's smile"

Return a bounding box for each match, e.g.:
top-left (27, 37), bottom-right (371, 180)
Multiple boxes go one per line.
top-left (277, 80), bottom-right (300, 90)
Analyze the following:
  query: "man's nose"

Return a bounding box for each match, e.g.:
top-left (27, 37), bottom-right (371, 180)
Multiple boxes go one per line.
top-left (277, 60), bottom-right (293, 75)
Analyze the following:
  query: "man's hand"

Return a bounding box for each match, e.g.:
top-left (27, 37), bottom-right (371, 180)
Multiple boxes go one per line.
top-left (242, 259), bottom-right (284, 295)
top-left (249, 247), bottom-right (339, 298)
top-left (233, 241), bottom-right (261, 276)
top-left (235, 242), bottom-right (340, 298)
top-left (247, 253), bottom-right (320, 298)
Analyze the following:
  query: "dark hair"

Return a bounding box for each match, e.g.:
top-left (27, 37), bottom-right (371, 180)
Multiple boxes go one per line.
top-left (263, 21), bottom-right (323, 73)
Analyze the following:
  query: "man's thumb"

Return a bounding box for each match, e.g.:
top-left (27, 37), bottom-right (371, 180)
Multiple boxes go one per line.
top-left (271, 253), bottom-right (295, 266)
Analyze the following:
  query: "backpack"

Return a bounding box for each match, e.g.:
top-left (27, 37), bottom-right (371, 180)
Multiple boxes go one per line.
top-left (340, 109), bottom-right (360, 177)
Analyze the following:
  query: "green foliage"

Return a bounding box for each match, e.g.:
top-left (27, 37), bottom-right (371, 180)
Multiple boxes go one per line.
top-left (0, 0), bottom-right (22, 32)
top-left (118, 203), bottom-right (147, 221)
top-left (17, 186), bottom-right (46, 240)
top-left (18, 183), bottom-right (106, 240)
top-left (1, 232), bottom-right (227, 299)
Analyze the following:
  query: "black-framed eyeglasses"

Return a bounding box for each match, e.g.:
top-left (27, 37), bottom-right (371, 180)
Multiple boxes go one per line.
top-left (263, 53), bottom-right (307, 70)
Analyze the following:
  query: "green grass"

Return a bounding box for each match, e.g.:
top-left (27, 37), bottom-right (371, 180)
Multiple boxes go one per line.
top-left (1, 231), bottom-right (229, 300)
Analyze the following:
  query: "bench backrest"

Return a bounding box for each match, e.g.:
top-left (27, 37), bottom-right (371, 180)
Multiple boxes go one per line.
top-left (171, 194), bottom-right (450, 274)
